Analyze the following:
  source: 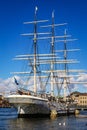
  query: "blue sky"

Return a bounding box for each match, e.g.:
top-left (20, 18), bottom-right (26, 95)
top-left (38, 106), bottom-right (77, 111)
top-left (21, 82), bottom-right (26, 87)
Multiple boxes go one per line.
top-left (0, 0), bottom-right (87, 93)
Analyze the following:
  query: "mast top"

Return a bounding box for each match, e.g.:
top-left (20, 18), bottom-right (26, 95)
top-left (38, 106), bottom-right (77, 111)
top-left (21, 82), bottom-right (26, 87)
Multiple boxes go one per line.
top-left (35, 6), bottom-right (38, 15)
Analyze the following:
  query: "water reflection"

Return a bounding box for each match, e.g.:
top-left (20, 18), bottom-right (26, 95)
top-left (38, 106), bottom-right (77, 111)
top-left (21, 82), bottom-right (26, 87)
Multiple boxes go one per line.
top-left (0, 108), bottom-right (87, 130)
top-left (7, 116), bottom-right (87, 130)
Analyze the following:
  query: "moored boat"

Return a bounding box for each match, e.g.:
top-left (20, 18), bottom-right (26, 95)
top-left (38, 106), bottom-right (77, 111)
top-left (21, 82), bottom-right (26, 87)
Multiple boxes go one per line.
top-left (5, 6), bottom-right (87, 117)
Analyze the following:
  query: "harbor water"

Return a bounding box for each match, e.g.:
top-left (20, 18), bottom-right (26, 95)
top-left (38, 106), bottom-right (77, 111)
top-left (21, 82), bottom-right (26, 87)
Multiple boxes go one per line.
top-left (0, 108), bottom-right (87, 130)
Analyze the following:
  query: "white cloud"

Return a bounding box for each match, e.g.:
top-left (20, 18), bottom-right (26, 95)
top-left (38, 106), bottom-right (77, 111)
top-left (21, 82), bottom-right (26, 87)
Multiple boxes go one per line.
top-left (0, 77), bottom-right (17, 94)
top-left (77, 73), bottom-right (87, 87)
top-left (0, 75), bottom-right (45, 95)
top-left (0, 73), bottom-right (87, 96)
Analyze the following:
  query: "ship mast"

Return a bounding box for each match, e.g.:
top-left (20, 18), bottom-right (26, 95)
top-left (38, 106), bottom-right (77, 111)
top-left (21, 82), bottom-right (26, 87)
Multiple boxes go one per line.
top-left (63, 29), bottom-right (68, 101)
top-left (12, 6), bottom-right (49, 94)
top-left (33, 7), bottom-right (38, 93)
top-left (50, 11), bottom-right (55, 96)
top-left (11, 8), bottom-right (87, 98)
top-left (40, 11), bottom-right (68, 97)
top-left (55, 30), bottom-right (87, 101)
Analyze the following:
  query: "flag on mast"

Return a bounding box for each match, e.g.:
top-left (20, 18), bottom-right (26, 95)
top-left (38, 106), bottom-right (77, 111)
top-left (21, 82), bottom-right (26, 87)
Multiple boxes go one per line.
top-left (52, 10), bottom-right (55, 18)
top-left (14, 77), bottom-right (19, 85)
top-left (35, 6), bottom-right (38, 14)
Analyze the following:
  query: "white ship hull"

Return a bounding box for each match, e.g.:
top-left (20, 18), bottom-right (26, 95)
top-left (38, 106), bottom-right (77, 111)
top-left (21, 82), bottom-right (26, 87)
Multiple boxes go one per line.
top-left (5, 95), bottom-right (50, 117)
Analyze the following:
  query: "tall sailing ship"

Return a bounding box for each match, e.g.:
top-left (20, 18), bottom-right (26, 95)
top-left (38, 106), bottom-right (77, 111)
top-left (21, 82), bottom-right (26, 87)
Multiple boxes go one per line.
top-left (5, 7), bottom-right (87, 117)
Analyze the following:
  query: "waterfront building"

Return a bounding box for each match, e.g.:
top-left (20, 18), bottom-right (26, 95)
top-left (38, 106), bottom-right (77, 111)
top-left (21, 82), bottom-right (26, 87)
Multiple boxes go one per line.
top-left (70, 92), bottom-right (87, 109)
top-left (78, 93), bottom-right (87, 108)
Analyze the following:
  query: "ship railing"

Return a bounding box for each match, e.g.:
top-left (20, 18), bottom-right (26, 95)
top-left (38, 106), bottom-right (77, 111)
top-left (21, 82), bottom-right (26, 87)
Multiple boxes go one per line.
top-left (3, 91), bottom-right (18, 96)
